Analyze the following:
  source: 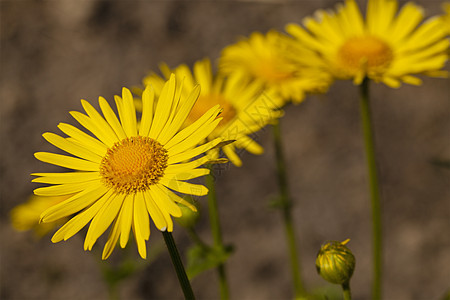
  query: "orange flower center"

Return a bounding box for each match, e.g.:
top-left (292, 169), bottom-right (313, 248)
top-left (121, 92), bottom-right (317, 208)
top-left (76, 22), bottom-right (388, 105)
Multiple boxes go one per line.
top-left (186, 94), bottom-right (236, 127)
top-left (100, 136), bottom-right (168, 194)
top-left (253, 58), bottom-right (293, 83)
top-left (338, 36), bottom-right (393, 73)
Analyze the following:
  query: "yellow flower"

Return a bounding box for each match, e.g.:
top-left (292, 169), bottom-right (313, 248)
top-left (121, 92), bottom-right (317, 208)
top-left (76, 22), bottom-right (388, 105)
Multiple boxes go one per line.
top-left (286, 0), bottom-right (449, 87)
top-left (142, 58), bottom-right (284, 167)
top-left (10, 194), bottom-right (70, 237)
top-left (33, 75), bottom-right (223, 259)
top-left (219, 30), bottom-right (331, 104)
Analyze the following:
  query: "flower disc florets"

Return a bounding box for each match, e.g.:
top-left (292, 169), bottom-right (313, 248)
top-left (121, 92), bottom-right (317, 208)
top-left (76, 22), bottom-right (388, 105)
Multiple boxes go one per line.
top-left (100, 136), bottom-right (168, 194)
top-left (338, 35), bottom-right (393, 74)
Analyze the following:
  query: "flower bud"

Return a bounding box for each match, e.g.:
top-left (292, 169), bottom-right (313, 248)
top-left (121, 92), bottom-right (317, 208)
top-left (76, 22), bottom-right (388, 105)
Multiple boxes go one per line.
top-left (316, 239), bottom-right (355, 285)
top-left (174, 202), bottom-right (200, 229)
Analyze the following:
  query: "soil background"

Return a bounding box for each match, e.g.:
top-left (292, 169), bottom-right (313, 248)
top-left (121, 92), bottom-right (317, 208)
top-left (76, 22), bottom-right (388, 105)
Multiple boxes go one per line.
top-left (1, 1), bottom-right (449, 299)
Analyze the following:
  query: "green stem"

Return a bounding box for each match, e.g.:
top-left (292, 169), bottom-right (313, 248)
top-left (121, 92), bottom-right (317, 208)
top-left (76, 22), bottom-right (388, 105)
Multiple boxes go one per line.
top-left (206, 166), bottom-right (230, 300)
top-left (162, 231), bottom-right (195, 300)
top-left (272, 121), bottom-right (305, 298)
top-left (359, 77), bottom-right (382, 300)
top-left (342, 281), bottom-right (352, 300)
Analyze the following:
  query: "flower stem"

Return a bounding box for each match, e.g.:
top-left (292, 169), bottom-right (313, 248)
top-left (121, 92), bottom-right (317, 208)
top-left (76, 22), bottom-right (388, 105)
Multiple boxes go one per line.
top-left (162, 231), bottom-right (195, 300)
top-left (342, 281), bottom-right (352, 300)
top-left (272, 121), bottom-right (305, 298)
top-left (206, 166), bottom-right (230, 300)
top-left (359, 77), bottom-right (382, 300)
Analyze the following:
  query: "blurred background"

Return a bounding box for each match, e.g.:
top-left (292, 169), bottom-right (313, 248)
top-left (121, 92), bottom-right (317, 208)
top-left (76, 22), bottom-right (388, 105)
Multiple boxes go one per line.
top-left (1, 1), bottom-right (449, 299)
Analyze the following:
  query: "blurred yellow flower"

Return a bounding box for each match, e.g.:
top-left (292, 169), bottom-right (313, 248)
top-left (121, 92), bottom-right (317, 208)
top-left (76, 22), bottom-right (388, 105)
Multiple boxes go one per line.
top-left (10, 194), bottom-right (70, 237)
top-left (219, 30), bottom-right (331, 104)
top-left (33, 75), bottom-right (223, 259)
top-left (286, 0), bottom-right (449, 87)
top-left (142, 58), bottom-right (284, 167)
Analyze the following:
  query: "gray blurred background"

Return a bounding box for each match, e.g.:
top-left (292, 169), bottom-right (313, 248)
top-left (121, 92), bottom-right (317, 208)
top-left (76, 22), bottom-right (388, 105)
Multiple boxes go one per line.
top-left (1, 1), bottom-right (449, 299)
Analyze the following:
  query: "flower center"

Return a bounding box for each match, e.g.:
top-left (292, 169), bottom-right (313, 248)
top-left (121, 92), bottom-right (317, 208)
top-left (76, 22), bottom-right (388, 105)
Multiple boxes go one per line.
top-left (186, 94), bottom-right (236, 127)
top-left (100, 136), bottom-right (168, 194)
top-left (253, 58), bottom-right (293, 83)
top-left (338, 35), bottom-right (393, 73)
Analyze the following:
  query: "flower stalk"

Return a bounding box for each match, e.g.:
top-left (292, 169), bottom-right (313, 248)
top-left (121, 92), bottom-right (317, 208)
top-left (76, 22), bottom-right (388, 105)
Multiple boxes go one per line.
top-left (206, 166), bottom-right (230, 300)
top-left (342, 281), bottom-right (352, 300)
top-left (162, 231), bottom-right (195, 300)
top-left (272, 121), bottom-right (305, 298)
top-left (359, 77), bottom-right (382, 300)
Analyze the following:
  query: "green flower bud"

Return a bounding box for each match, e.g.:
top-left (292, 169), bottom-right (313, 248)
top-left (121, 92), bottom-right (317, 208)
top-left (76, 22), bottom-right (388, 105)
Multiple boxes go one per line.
top-left (316, 239), bottom-right (355, 285)
top-left (174, 202), bottom-right (200, 229)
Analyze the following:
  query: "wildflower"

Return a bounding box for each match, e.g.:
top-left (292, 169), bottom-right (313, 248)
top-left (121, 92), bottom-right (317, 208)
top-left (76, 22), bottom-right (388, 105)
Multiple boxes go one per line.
top-left (316, 239), bottom-right (356, 285)
top-left (142, 58), bottom-right (283, 167)
top-left (10, 194), bottom-right (69, 237)
top-left (286, 0), bottom-right (449, 87)
top-left (219, 30), bottom-right (331, 103)
top-left (33, 75), bottom-right (223, 259)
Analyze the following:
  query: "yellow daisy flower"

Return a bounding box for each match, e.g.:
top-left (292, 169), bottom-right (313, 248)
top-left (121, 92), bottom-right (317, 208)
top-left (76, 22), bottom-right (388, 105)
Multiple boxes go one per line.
top-left (286, 0), bottom-right (449, 87)
top-left (142, 58), bottom-right (284, 167)
top-left (33, 75), bottom-right (223, 259)
top-left (219, 30), bottom-right (331, 104)
top-left (10, 194), bottom-right (70, 237)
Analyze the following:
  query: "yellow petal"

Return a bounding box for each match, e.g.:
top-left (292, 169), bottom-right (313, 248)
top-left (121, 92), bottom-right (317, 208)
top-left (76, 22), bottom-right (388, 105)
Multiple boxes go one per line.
top-left (102, 217), bottom-right (121, 260)
top-left (99, 96), bottom-right (127, 140)
top-left (157, 84), bottom-right (201, 145)
top-left (84, 192), bottom-right (125, 251)
top-left (143, 190), bottom-right (167, 231)
top-left (168, 118), bottom-right (222, 156)
top-left (119, 195), bottom-right (134, 248)
top-left (164, 156), bottom-right (210, 174)
top-left (138, 85), bottom-right (155, 137)
top-left (81, 99), bottom-right (120, 142)
top-left (148, 186), bottom-right (174, 231)
top-left (149, 74), bottom-right (176, 140)
top-left (70, 111), bottom-right (116, 148)
top-left (51, 189), bottom-right (113, 242)
top-left (34, 152), bottom-right (99, 171)
top-left (234, 135), bottom-right (263, 155)
top-left (167, 138), bottom-right (222, 164)
top-left (164, 168), bottom-right (210, 181)
top-left (120, 87), bottom-right (138, 137)
top-left (34, 182), bottom-right (93, 197)
top-left (57, 123), bottom-right (107, 157)
top-left (159, 177), bottom-right (208, 196)
top-left (152, 184), bottom-right (182, 217)
top-left (162, 186), bottom-right (197, 212)
top-left (42, 132), bottom-right (102, 163)
top-left (193, 59), bottom-right (212, 95)
top-left (388, 2), bottom-right (423, 42)
top-left (40, 183), bottom-right (108, 223)
top-left (132, 221), bottom-right (147, 259)
top-left (32, 172), bottom-right (100, 185)
top-left (222, 145), bottom-right (243, 167)
top-left (134, 192), bottom-right (150, 240)
top-left (164, 104), bottom-right (221, 149)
